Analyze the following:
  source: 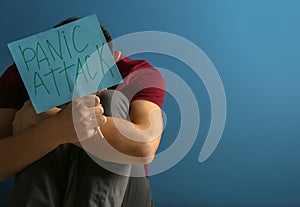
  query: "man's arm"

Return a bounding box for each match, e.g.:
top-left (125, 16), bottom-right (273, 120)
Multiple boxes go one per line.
top-left (0, 96), bottom-right (105, 182)
top-left (0, 96), bottom-right (162, 181)
top-left (75, 100), bottom-right (163, 164)
top-left (103, 100), bottom-right (162, 159)
top-left (0, 108), bottom-right (64, 181)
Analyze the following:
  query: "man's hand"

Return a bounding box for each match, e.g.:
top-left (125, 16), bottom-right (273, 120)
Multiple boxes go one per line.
top-left (54, 95), bottom-right (107, 144)
top-left (13, 101), bottom-right (61, 135)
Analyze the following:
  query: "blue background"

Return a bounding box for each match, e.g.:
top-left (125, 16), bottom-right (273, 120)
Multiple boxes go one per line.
top-left (1, 0), bottom-right (300, 206)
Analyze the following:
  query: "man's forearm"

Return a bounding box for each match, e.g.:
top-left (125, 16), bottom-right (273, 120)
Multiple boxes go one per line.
top-left (101, 117), bottom-right (160, 157)
top-left (0, 96), bottom-right (106, 181)
top-left (74, 116), bottom-right (161, 165)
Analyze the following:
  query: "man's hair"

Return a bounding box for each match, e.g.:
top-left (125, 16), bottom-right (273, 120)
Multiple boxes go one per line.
top-left (54, 17), bottom-right (113, 51)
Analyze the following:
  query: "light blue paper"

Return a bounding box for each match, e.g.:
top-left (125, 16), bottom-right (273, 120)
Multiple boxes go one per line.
top-left (8, 15), bottom-right (122, 113)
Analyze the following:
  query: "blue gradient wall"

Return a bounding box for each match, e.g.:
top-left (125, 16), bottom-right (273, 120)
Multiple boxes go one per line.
top-left (1, 0), bottom-right (300, 206)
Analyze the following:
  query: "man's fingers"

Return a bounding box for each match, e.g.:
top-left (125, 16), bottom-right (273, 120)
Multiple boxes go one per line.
top-left (83, 104), bottom-right (104, 117)
top-left (94, 96), bottom-right (101, 106)
top-left (94, 105), bottom-right (104, 116)
top-left (96, 115), bottom-right (107, 125)
top-left (73, 95), bottom-right (100, 107)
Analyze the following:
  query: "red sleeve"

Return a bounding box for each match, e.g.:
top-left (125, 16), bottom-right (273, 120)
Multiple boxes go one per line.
top-left (0, 64), bottom-right (29, 109)
top-left (128, 67), bottom-right (166, 108)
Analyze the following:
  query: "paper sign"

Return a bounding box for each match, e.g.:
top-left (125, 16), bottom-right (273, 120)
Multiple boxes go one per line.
top-left (8, 15), bottom-right (122, 113)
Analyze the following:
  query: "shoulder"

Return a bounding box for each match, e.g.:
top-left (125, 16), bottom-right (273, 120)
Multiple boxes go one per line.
top-left (117, 56), bottom-right (165, 86)
top-left (116, 56), bottom-right (166, 108)
top-left (117, 56), bottom-right (152, 77)
top-left (0, 64), bottom-right (29, 109)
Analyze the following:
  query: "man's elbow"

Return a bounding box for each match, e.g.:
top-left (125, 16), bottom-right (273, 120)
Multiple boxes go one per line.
top-left (130, 140), bottom-right (158, 164)
top-left (139, 148), bottom-right (156, 164)
top-left (141, 156), bottom-right (155, 165)
top-left (132, 153), bottom-right (155, 165)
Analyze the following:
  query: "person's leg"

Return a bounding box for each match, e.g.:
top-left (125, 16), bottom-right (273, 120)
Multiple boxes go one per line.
top-left (8, 144), bottom-right (80, 207)
top-left (69, 90), bottom-right (152, 207)
top-left (8, 90), bottom-right (152, 207)
top-left (121, 176), bottom-right (152, 207)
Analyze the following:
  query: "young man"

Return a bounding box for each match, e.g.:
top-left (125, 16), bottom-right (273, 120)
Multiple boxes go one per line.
top-left (0, 17), bottom-right (165, 207)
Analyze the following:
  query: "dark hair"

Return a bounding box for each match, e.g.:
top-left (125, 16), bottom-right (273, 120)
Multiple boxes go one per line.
top-left (54, 17), bottom-right (113, 51)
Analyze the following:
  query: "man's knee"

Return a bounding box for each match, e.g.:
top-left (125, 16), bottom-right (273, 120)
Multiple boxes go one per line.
top-left (99, 90), bottom-right (130, 120)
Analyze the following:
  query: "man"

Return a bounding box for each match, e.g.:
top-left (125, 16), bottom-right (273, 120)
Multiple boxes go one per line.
top-left (0, 17), bottom-right (165, 206)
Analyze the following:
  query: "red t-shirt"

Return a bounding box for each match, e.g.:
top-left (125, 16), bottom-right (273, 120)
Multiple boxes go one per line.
top-left (0, 56), bottom-right (165, 110)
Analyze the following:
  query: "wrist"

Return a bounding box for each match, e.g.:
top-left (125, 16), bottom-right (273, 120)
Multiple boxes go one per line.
top-left (46, 115), bottom-right (68, 145)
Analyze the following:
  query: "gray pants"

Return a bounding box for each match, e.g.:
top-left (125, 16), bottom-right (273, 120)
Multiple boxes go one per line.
top-left (8, 90), bottom-right (152, 207)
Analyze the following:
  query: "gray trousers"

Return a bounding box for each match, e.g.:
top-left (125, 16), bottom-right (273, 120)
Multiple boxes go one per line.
top-left (8, 90), bottom-right (152, 207)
